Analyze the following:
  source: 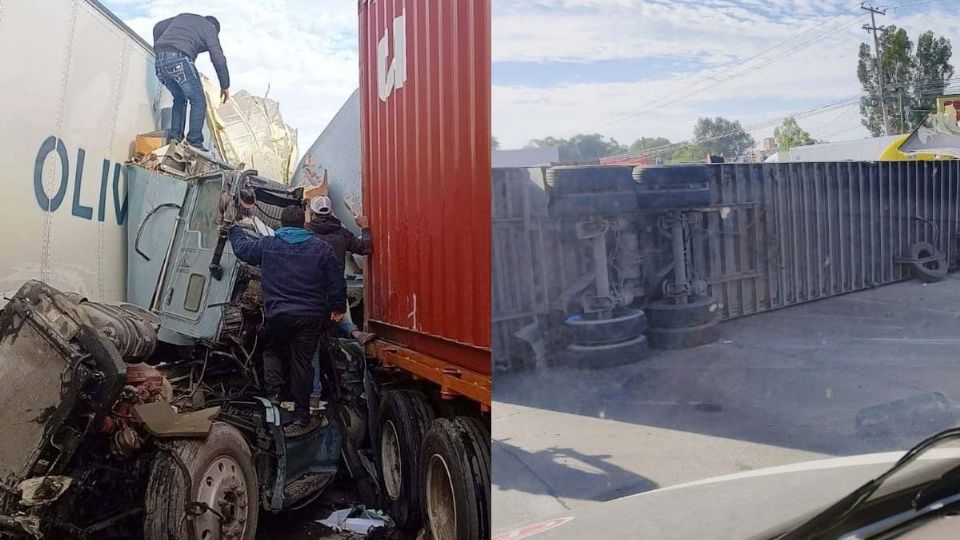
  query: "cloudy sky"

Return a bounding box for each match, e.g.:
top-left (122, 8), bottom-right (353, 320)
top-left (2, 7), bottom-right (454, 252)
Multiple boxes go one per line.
top-left (492, 0), bottom-right (959, 149)
top-left (103, 0), bottom-right (958, 154)
top-left (102, 0), bottom-right (358, 151)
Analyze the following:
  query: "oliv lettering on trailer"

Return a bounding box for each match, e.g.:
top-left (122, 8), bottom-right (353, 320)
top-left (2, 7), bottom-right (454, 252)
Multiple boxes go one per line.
top-left (33, 136), bottom-right (128, 225)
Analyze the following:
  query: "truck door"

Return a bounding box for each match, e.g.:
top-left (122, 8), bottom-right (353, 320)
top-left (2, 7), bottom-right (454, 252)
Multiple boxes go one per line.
top-left (126, 166), bottom-right (190, 310)
top-left (156, 174), bottom-right (239, 343)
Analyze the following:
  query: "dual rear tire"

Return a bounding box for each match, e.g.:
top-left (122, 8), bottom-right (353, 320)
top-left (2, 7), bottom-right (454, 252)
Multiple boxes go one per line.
top-left (646, 295), bottom-right (721, 349)
top-left (377, 391), bottom-right (490, 540)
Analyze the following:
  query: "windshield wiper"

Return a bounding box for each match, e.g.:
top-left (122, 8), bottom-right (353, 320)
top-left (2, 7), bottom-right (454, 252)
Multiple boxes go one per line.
top-left (778, 427), bottom-right (960, 540)
top-left (913, 463), bottom-right (960, 510)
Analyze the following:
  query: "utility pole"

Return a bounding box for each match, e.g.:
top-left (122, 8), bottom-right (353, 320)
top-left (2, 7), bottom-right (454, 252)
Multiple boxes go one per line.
top-left (862, 2), bottom-right (890, 135)
top-left (896, 65), bottom-right (906, 130)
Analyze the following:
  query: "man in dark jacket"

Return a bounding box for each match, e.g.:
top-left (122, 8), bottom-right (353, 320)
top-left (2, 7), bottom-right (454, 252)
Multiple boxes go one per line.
top-left (153, 14), bottom-right (230, 151)
top-left (307, 196), bottom-right (373, 344)
top-left (229, 205), bottom-right (345, 426)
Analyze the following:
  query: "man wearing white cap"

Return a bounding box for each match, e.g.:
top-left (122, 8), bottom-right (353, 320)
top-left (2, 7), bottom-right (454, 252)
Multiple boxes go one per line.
top-left (307, 195), bottom-right (373, 344)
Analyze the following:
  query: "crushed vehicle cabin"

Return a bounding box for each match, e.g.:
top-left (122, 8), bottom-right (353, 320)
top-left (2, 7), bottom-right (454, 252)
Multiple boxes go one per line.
top-left (0, 162), bottom-right (371, 540)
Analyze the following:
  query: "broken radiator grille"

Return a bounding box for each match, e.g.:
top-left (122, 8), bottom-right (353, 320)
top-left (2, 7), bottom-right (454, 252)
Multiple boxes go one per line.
top-left (0, 321), bottom-right (68, 485)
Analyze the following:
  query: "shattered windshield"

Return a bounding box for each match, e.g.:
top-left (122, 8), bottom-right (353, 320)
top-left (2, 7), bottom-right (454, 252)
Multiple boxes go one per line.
top-left (490, 0), bottom-right (960, 536)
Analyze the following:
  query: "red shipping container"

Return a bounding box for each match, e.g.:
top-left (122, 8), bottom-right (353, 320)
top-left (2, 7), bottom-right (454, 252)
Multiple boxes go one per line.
top-left (359, 0), bottom-right (491, 377)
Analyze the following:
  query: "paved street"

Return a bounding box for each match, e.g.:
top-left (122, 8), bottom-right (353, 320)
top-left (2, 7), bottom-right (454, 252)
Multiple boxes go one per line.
top-left (493, 277), bottom-right (960, 534)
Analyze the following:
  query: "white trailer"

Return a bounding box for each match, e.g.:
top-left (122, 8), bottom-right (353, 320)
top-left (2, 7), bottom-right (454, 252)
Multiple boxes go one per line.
top-left (0, 0), bottom-right (167, 302)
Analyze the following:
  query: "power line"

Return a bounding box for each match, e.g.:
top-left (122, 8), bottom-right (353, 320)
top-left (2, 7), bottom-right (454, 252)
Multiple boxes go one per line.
top-left (888, 0), bottom-right (943, 11)
top-left (606, 12), bottom-right (863, 127)
top-left (861, 2), bottom-right (890, 135)
top-left (607, 76), bottom-right (960, 161)
top-left (608, 95), bottom-right (862, 160)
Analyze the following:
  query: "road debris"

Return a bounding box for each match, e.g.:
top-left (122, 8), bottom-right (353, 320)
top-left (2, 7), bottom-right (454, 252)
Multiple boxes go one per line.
top-left (18, 476), bottom-right (72, 507)
top-left (317, 506), bottom-right (395, 535)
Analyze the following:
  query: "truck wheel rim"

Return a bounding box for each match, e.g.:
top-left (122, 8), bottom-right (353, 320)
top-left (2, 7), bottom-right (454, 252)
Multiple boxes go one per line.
top-left (195, 455), bottom-right (249, 540)
top-left (425, 453), bottom-right (457, 540)
top-left (381, 420), bottom-right (402, 501)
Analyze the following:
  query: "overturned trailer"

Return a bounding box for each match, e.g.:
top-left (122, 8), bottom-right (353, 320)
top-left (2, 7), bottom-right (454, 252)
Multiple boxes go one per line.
top-left (493, 161), bottom-right (960, 372)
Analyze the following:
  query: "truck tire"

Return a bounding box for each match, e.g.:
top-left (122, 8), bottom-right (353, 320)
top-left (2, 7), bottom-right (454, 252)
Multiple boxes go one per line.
top-left (378, 390), bottom-right (435, 530)
top-left (144, 422), bottom-right (258, 540)
top-left (565, 309), bottom-right (646, 345)
top-left (635, 187), bottom-right (711, 209)
top-left (646, 296), bottom-right (720, 329)
top-left (647, 322), bottom-right (720, 350)
top-left (907, 241), bottom-right (947, 282)
top-left (545, 165), bottom-right (635, 194)
top-left (632, 165), bottom-right (710, 187)
top-left (420, 417), bottom-right (490, 540)
top-left (566, 335), bottom-right (650, 368)
top-left (550, 191), bottom-right (639, 218)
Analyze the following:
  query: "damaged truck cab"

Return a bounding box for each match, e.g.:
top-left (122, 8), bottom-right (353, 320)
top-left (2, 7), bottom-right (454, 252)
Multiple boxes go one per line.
top-left (0, 163), bottom-right (370, 539)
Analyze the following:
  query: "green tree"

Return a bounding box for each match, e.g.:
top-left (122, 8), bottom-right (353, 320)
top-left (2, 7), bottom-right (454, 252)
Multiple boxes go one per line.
top-left (858, 26), bottom-right (954, 136)
top-left (668, 145), bottom-right (705, 163)
top-left (693, 117), bottom-right (755, 159)
top-left (774, 117), bottom-right (814, 150)
top-left (527, 133), bottom-right (627, 161)
top-left (491, 136), bottom-right (501, 150)
top-left (912, 31), bottom-right (954, 126)
top-left (526, 136), bottom-right (566, 149)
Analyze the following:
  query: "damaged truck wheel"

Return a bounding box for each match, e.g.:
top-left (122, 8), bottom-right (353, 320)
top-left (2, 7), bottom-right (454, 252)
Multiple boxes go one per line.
top-left (646, 295), bottom-right (720, 329)
top-left (420, 417), bottom-right (491, 540)
top-left (144, 422), bottom-right (259, 540)
top-left (378, 390), bottom-right (435, 530)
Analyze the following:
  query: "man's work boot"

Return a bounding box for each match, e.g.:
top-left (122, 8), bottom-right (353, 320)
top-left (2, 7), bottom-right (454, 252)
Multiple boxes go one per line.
top-left (292, 412), bottom-right (310, 428)
top-left (186, 141), bottom-right (212, 154)
top-left (309, 394), bottom-right (327, 413)
top-left (350, 330), bottom-right (376, 346)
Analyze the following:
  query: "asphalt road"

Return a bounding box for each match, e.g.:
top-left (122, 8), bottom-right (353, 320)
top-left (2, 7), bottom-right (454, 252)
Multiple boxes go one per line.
top-left (492, 277), bottom-right (960, 534)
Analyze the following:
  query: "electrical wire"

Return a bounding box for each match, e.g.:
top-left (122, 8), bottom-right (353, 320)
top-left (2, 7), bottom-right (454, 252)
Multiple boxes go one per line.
top-left (608, 14), bottom-right (864, 128)
top-left (609, 77), bottom-right (960, 161)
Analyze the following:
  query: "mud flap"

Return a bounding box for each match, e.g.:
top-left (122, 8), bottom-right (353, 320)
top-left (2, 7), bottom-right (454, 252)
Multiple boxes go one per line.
top-left (253, 397), bottom-right (288, 511)
top-left (133, 401), bottom-right (220, 438)
top-left (336, 402), bottom-right (380, 506)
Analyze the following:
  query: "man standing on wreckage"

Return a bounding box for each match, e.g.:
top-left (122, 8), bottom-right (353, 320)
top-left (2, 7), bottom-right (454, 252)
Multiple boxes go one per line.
top-left (228, 205), bottom-right (346, 428)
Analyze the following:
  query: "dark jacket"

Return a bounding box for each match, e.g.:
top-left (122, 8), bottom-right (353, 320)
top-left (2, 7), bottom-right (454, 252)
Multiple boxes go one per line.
top-left (153, 13), bottom-right (230, 89)
top-left (229, 226), bottom-right (346, 319)
top-left (307, 216), bottom-right (372, 272)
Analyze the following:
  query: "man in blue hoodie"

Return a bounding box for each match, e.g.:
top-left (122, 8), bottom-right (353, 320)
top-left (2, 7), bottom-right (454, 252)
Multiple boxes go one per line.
top-left (229, 205), bottom-right (345, 426)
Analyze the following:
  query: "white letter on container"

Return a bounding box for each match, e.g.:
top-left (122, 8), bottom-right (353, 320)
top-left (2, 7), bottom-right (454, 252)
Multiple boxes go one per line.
top-left (377, 13), bottom-right (407, 102)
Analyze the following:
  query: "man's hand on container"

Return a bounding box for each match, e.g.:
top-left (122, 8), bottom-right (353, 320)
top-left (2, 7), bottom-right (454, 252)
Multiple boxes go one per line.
top-left (354, 215), bottom-right (369, 229)
top-left (221, 88), bottom-right (230, 104)
top-left (331, 312), bottom-right (344, 322)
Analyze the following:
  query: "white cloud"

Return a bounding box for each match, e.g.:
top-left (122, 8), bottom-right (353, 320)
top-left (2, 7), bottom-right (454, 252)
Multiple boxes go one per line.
top-left (492, 1), bottom-right (960, 151)
top-left (108, 0), bottom-right (359, 152)
top-left (493, 0), bottom-right (850, 63)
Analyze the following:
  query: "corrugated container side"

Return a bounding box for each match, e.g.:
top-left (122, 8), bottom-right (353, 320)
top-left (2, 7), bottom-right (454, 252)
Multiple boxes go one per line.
top-left (359, 0), bottom-right (491, 375)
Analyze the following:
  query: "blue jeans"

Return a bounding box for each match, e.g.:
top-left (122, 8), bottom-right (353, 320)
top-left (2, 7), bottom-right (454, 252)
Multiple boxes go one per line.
top-left (312, 305), bottom-right (358, 396)
top-left (155, 51), bottom-right (206, 147)
top-left (339, 302), bottom-right (358, 336)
